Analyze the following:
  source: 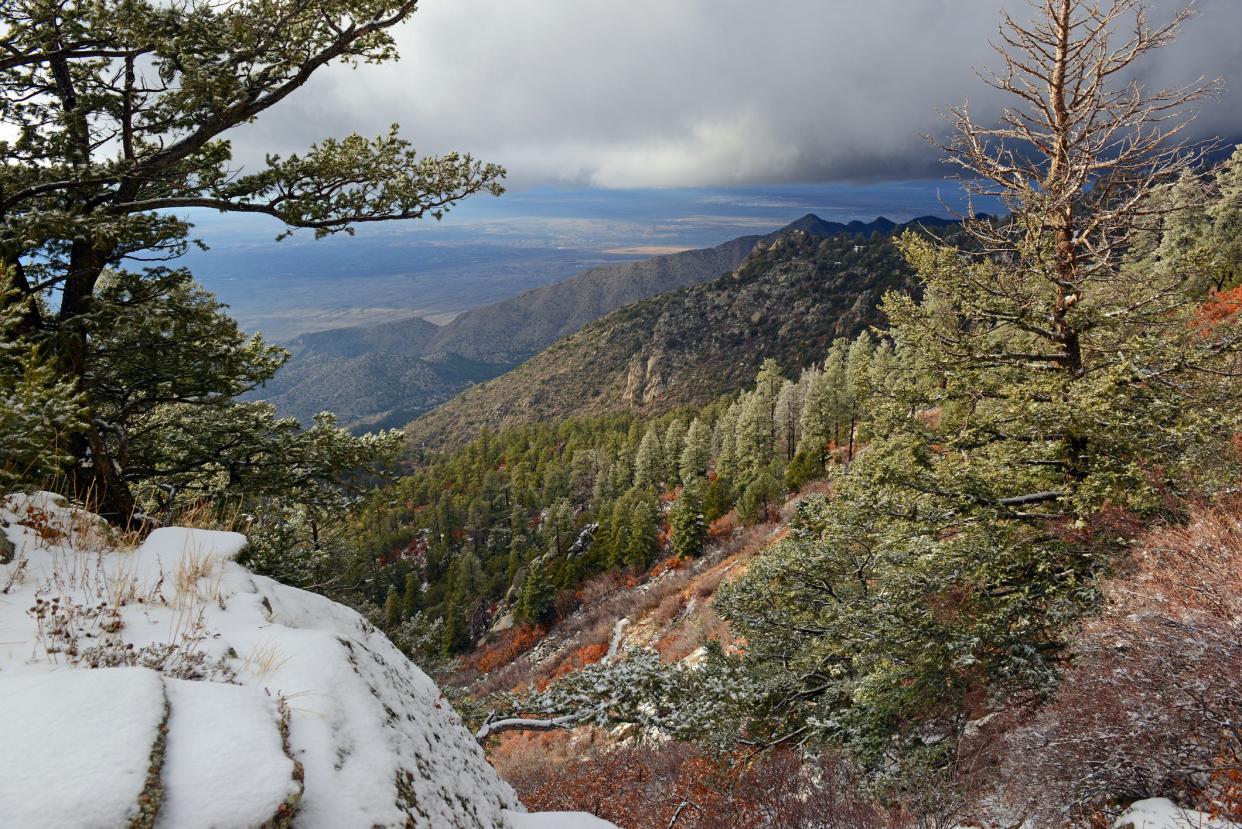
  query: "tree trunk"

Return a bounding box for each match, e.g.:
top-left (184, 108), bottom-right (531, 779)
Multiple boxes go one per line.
top-left (59, 244), bottom-right (139, 525)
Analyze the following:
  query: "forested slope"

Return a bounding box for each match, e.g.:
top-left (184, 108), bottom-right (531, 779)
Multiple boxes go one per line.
top-left (405, 227), bottom-right (921, 448)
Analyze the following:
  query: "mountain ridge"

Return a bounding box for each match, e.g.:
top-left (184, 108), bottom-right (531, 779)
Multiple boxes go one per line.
top-left (256, 214), bottom-right (954, 431)
top-left (403, 219), bottom-right (950, 449)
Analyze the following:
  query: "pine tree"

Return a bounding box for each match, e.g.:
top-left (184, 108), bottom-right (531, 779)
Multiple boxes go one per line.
top-left (843, 332), bottom-right (873, 464)
top-left (383, 586), bottom-right (402, 629)
top-left (799, 339), bottom-right (848, 464)
top-left (443, 552), bottom-right (486, 651)
top-left (718, 0), bottom-right (1242, 768)
top-left (402, 572), bottom-right (422, 619)
top-left (543, 498), bottom-right (575, 557)
top-left (1207, 148), bottom-right (1242, 289)
top-left (0, 2), bottom-right (503, 521)
top-left (678, 418), bottom-right (713, 484)
top-left (703, 475), bottom-right (733, 523)
top-left (736, 465), bottom-right (782, 526)
top-left (663, 420), bottom-right (688, 484)
top-left (606, 499), bottom-right (630, 569)
top-left (0, 272), bottom-right (85, 489)
top-left (713, 400), bottom-right (742, 482)
top-left (622, 495), bottom-right (660, 571)
top-left (633, 425), bottom-right (665, 491)
top-left (773, 379), bottom-right (802, 462)
top-left (669, 482), bottom-right (708, 558)
top-left (518, 556), bottom-right (555, 623)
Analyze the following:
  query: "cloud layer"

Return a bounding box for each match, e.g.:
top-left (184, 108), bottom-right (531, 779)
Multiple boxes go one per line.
top-left (235, 0), bottom-right (1242, 189)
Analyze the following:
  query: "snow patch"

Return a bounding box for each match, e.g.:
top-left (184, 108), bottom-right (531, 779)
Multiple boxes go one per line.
top-left (504, 811), bottom-right (621, 829)
top-left (157, 678), bottom-right (301, 829)
top-left (1115, 798), bottom-right (1241, 829)
top-left (0, 493), bottom-right (614, 828)
top-left (0, 668), bottom-right (167, 828)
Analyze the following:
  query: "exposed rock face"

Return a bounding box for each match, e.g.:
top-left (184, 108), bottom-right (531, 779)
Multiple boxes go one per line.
top-left (0, 493), bottom-right (614, 829)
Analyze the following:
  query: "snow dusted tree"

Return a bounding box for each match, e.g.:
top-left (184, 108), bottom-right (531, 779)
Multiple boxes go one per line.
top-left (719, 0), bottom-right (1242, 777)
top-left (735, 359), bottom-right (784, 487)
top-left (660, 420), bottom-right (685, 483)
top-left (0, 271), bottom-right (84, 489)
top-left (799, 338), bottom-right (848, 464)
top-left (678, 418), bottom-right (713, 484)
top-left (383, 586), bottom-right (402, 629)
top-left (0, 0), bottom-right (503, 521)
top-left (713, 399), bottom-right (743, 484)
top-left (475, 649), bottom-right (759, 750)
top-left (773, 379), bottom-right (803, 462)
top-left (843, 332), bottom-right (873, 464)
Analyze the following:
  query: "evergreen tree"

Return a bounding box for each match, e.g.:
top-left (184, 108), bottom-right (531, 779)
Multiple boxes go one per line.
top-left (669, 482), bottom-right (708, 558)
top-left (843, 332), bottom-right (873, 464)
top-left (703, 475), bottom-right (734, 524)
top-left (733, 359), bottom-right (784, 488)
top-left (383, 586), bottom-right (401, 629)
top-left (736, 465), bottom-right (783, 526)
top-left (518, 556), bottom-right (555, 624)
top-left (0, 273), bottom-right (85, 489)
top-left (633, 425), bottom-right (665, 490)
top-left (443, 552), bottom-right (486, 652)
top-left (402, 572), bottom-right (422, 619)
top-left (678, 418), bottom-right (713, 484)
top-left (543, 498), bottom-right (575, 558)
top-left (713, 401), bottom-right (742, 482)
top-left (0, 1), bottom-right (503, 521)
top-left (622, 494), bottom-right (660, 571)
top-left (718, 0), bottom-right (1242, 770)
top-left (663, 420), bottom-right (688, 484)
top-left (773, 379), bottom-right (802, 462)
top-left (799, 339), bottom-right (848, 464)
top-left (605, 499), bottom-right (631, 569)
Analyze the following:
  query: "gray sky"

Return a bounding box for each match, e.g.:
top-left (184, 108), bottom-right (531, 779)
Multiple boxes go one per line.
top-left (235, 0), bottom-right (1242, 189)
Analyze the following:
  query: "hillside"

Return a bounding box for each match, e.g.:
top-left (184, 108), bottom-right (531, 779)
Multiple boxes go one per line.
top-left (253, 316), bottom-right (505, 431)
top-left (405, 226), bottom-right (921, 448)
top-left (421, 234), bottom-right (764, 363)
top-left (256, 215), bottom-right (935, 431)
top-left (252, 235), bottom-right (764, 430)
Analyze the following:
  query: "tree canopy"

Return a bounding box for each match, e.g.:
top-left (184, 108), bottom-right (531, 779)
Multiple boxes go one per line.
top-left (0, 0), bottom-right (504, 520)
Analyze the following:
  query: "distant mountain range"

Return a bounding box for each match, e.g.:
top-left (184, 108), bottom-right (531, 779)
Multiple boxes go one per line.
top-left (254, 214), bottom-right (954, 432)
top-left (405, 217), bottom-right (959, 448)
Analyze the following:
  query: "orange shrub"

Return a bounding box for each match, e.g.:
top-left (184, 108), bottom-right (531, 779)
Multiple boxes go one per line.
top-left (467, 622), bottom-right (546, 674)
top-left (1193, 285), bottom-right (1242, 335)
top-left (547, 642), bottom-right (610, 681)
top-left (647, 555), bottom-right (686, 580)
top-left (708, 512), bottom-right (737, 539)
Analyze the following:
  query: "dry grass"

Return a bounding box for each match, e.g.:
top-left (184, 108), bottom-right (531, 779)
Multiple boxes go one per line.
top-left (240, 641), bottom-right (291, 681)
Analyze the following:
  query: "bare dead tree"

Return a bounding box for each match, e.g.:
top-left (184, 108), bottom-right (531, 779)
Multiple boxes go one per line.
top-left (949, 1), bottom-right (1218, 295)
top-left (889, 0), bottom-right (1239, 503)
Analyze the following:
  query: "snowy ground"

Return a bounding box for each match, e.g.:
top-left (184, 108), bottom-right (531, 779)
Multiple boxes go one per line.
top-left (0, 492), bottom-right (615, 829)
top-left (1115, 799), bottom-right (1240, 829)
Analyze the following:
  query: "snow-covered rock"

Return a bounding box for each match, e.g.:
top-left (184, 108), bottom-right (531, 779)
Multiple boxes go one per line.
top-left (1115, 798), bottom-right (1241, 829)
top-left (0, 492), bottom-right (617, 829)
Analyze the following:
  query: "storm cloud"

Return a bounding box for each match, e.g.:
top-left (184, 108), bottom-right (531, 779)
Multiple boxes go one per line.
top-left (235, 0), bottom-right (1242, 188)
